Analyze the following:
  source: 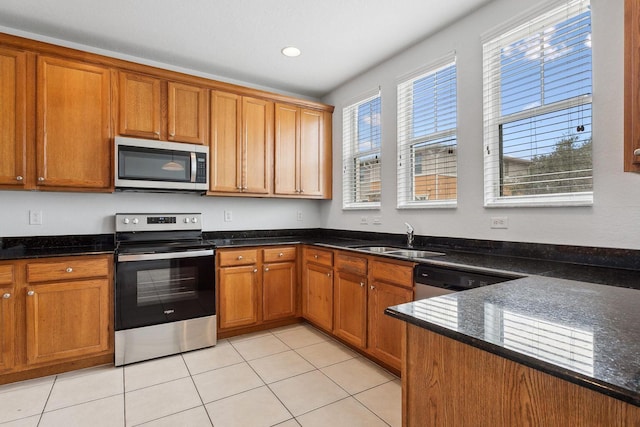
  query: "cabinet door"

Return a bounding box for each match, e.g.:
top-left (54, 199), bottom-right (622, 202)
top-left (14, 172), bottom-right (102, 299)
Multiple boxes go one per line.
top-left (210, 90), bottom-right (242, 192)
top-left (299, 108), bottom-right (324, 197)
top-left (25, 279), bottom-right (110, 365)
top-left (37, 56), bottom-right (112, 190)
top-left (333, 270), bottom-right (367, 348)
top-left (625, 0), bottom-right (640, 172)
top-left (0, 264), bottom-right (15, 373)
top-left (302, 263), bottom-right (333, 331)
top-left (368, 280), bottom-right (413, 370)
top-left (263, 261), bottom-right (296, 321)
top-left (243, 96), bottom-right (272, 194)
top-left (168, 82), bottom-right (208, 144)
top-left (218, 265), bottom-right (260, 329)
top-left (274, 103), bottom-right (299, 195)
top-left (0, 48), bottom-right (27, 188)
top-left (118, 71), bottom-right (161, 139)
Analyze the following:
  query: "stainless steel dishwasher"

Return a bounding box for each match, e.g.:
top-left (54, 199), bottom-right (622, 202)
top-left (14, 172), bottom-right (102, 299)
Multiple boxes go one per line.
top-left (414, 264), bottom-right (517, 299)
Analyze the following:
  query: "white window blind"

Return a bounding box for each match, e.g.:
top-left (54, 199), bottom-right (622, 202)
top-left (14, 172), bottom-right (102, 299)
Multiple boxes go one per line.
top-left (343, 90), bottom-right (382, 209)
top-left (397, 55), bottom-right (457, 208)
top-left (483, 0), bottom-right (592, 207)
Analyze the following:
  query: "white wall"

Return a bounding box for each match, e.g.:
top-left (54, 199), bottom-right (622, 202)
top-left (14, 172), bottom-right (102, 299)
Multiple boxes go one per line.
top-left (0, 191), bottom-right (323, 237)
top-left (321, 0), bottom-right (640, 250)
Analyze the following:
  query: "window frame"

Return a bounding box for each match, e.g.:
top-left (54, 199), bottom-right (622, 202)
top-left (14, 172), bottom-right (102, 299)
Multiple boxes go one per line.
top-left (342, 91), bottom-right (382, 210)
top-left (482, 0), bottom-right (593, 208)
top-left (397, 56), bottom-right (458, 209)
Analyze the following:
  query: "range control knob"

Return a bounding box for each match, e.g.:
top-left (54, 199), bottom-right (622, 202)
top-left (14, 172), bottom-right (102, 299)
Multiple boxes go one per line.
top-left (191, 217), bottom-right (198, 223)
top-left (123, 218), bottom-right (130, 224)
top-left (184, 218), bottom-right (191, 223)
top-left (132, 218), bottom-right (139, 224)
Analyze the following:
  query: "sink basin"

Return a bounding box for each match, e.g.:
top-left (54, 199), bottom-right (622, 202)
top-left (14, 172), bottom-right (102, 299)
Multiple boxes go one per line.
top-left (384, 249), bottom-right (445, 258)
top-left (353, 246), bottom-right (445, 258)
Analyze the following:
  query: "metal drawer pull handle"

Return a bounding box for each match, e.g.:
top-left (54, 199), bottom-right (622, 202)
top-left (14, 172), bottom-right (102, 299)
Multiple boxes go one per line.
top-left (66, 267), bottom-right (73, 273)
top-left (2, 293), bottom-right (10, 299)
top-left (237, 255), bottom-right (243, 260)
top-left (27, 290), bottom-right (34, 296)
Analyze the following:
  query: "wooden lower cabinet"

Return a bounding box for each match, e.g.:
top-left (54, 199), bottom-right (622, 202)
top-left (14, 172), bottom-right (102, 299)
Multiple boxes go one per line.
top-left (0, 255), bottom-right (113, 384)
top-left (302, 262), bottom-right (334, 332)
top-left (333, 270), bottom-right (367, 348)
top-left (368, 280), bottom-right (413, 370)
top-left (263, 261), bottom-right (296, 321)
top-left (218, 264), bottom-right (260, 329)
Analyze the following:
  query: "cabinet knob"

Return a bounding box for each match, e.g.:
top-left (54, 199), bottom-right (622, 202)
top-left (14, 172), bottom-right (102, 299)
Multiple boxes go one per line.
top-left (66, 267), bottom-right (73, 273)
top-left (265, 267), bottom-right (269, 272)
top-left (370, 285), bottom-right (375, 290)
top-left (169, 132), bottom-right (175, 137)
top-left (237, 255), bottom-right (243, 260)
top-left (243, 186), bottom-right (248, 190)
top-left (237, 186), bottom-right (242, 190)
top-left (360, 282), bottom-right (365, 287)
top-left (635, 148), bottom-right (640, 156)
top-left (327, 273), bottom-right (331, 277)
top-left (16, 176), bottom-right (23, 181)
top-left (279, 252), bottom-right (284, 257)
top-left (253, 268), bottom-right (258, 273)
top-left (314, 255), bottom-right (319, 259)
top-left (27, 290), bottom-right (34, 296)
top-left (38, 177), bottom-right (44, 182)
top-left (2, 293), bottom-right (10, 299)
top-left (154, 131), bottom-right (160, 136)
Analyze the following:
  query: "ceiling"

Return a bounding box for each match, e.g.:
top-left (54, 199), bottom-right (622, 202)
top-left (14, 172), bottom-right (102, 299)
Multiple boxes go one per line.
top-left (0, 0), bottom-right (492, 99)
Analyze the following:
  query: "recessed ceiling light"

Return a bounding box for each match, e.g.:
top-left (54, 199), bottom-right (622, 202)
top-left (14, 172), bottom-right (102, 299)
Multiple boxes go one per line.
top-left (281, 46), bottom-right (301, 57)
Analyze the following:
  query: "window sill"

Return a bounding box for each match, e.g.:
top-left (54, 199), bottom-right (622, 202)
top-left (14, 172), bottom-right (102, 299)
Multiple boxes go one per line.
top-left (484, 192), bottom-right (593, 208)
top-left (397, 201), bottom-right (457, 209)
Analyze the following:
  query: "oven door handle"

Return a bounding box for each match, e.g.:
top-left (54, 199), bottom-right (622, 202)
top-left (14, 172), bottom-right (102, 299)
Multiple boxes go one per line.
top-left (117, 249), bottom-right (214, 262)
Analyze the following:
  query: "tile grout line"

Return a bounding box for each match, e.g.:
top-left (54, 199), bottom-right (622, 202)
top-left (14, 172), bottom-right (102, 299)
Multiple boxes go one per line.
top-left (35, 374), bottom-right (57, 427)
top-left (181, 352), bottom-right (215, 427)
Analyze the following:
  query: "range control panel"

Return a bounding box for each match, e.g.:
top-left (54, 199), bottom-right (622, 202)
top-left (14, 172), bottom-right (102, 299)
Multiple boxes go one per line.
top-left (115, 213), bottom-right (202, 232)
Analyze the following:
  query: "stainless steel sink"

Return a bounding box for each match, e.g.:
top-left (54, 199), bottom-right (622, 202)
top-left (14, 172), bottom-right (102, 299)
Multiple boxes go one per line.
top-left (353, 246), bottom-right (445, 258)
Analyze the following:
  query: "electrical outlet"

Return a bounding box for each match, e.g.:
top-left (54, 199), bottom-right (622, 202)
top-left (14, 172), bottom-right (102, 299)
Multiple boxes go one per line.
top-left (372, 217), bottom-right (382, 225)
top-left (491, 216), bottom-right (508, 229)
top-left (29, 210), bottom-right (43, 225)
top-left (360, 216), bottom-right (368, 225)
top-left (224, 210), bottom-right (233, 222)
top-left (297, 211), bottom-right (303, 221)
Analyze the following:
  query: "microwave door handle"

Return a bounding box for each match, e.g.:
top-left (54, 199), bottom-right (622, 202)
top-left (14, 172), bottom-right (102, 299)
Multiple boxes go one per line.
top-left (191, 152), bottom-right (197, 183)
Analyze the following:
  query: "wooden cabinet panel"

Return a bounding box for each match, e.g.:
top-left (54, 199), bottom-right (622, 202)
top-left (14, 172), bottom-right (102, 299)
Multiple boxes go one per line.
top-left (336, 253), bottom-right (367, 276)
top-left (299, 108), bottom-right (324, 197)
top-left (210, 90), bottom-right (242, 192)
top-left (218, 265), bottom-right (260, 329)
top-left (243, 97), bottom-right (272, 194)
top-left (0, 269), bottom-right (15, 373)
top-left (218, 249), bottom-right (258, 267)
top-left (263, 246), bottom-right (296, 263)
top-left (118, 71), bottom-right (161, 139)
top-left (368, 280), bottom-right (413, 370)
top-left (370, 260), bottom-right (413, 289)
top-left (302, 262), bottom-right (333, 331)
top-left (303, 247), bottom-right (333, 267)
top-left (274, 103), bottom-right (299, 195)
top-left (168, 81), bottom-right (208, 144)
top-left (25, 278), bottom-right (110, 365)
top-left (0, 47), bottom-right (27, 188)
top-left (37, 56), bottom-right (111, 190)
top-left (26, 258), bottom-right (110, 283)
top-left (625, 0), bottom-right (640, 172)
top-left (0, 264), bottom-right (15, 286)
top-left (333, 270), bottom-right (367, 348)
top-left (263, 261), bottom-right (296, 321)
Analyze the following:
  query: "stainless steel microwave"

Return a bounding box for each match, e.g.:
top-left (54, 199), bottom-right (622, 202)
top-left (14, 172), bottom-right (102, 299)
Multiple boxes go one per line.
top-left (115, 136), bottom-right (209, 192)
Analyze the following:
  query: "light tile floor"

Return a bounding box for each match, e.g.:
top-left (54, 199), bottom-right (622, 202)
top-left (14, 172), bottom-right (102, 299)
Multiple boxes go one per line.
top-left (0, 323), bottom-right (401, 427)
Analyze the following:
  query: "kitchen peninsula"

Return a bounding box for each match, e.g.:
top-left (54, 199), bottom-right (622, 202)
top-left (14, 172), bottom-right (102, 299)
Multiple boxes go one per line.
top-left (387, 276), bottom-right (640, 426)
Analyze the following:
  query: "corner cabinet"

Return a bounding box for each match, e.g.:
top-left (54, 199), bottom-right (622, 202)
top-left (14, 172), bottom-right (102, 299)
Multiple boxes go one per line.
top-left (37, 56), bottom-right (112, 191)
top-left (274, 103), bottom-right (332, 198)
top-left (210, 91), bottom-right (273, 195)
top-left (625, 0), bottom-right (640, 172)
top-left (117, 71), bottom-right (209, 145)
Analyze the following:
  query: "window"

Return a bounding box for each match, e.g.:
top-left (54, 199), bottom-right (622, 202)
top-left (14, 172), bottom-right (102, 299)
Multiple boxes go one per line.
top-left (343, 91), bottom-right (382, 209)
top-left (398, 55), bottom-right (457, 208)
top-left (483, 0), bottom-right (592, 207)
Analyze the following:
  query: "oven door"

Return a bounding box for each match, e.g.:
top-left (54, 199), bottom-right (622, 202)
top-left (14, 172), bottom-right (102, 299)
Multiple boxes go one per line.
top-left (115, 249), bottom-right (215, 330)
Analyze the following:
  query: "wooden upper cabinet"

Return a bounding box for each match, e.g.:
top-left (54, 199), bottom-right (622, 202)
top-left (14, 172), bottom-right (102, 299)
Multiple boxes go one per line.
top-left (167, 81), bottom-right (208, 144)
top-left (210, 91), bottom-right (272, 194)
top-left (275, 103), bottom-right (331, 198)
top-left (118, 71), bottom-right (161, 139)
top-left (0, 47), bottom-right (27, 189)
top-left (118, 71), bottom-right (208, 144)
top-left (36, 56), bottom-right (112, 190)
top-left (625, 0), bottom-right (640, 172)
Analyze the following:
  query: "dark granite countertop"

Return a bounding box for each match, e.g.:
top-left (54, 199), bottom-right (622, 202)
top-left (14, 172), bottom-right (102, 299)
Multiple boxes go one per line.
top-left (0, 234), bottom-right (115, 260)
top-left (386, 276), bottom-right (640, 407)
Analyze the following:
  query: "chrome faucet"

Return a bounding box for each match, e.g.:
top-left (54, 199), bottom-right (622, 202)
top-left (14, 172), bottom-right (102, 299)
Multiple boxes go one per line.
top-left (405, 222), bottom-right (414, 247)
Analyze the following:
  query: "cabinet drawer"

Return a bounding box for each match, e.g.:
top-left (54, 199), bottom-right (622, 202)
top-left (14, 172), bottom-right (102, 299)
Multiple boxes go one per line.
top-left (0, 264), bottom-right (14, 286)
top-left (370, 260), bottom-right (413, 289)
top-left (304, 247), bottom-right (333, 267)
top-left (27, 257), bottom-right (110, 283)
top-left (263, 246), bottom-right (296, 263)
top-left (336, 253), bottom-right (367, 275)
top-left (218, 249), bottom-right (258, 267)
